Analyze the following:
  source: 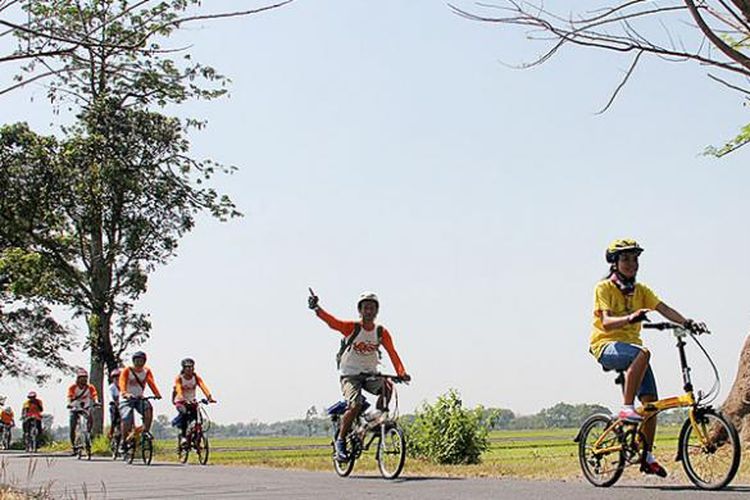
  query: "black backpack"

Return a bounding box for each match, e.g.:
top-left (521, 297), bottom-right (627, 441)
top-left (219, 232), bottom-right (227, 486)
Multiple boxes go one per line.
top-left (336, 323), bottom-right (383, 369)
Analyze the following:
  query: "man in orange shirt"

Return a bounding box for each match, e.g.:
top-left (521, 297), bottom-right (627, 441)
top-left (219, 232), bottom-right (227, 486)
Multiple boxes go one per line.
top-left (309, 290), bottom-right (411, 461)
top-left (66, 368), bottom-right (100, 452)
top-left (21, 391), bottom-right (43, 439)
top-left (118, 351), bottom-right (162, 440)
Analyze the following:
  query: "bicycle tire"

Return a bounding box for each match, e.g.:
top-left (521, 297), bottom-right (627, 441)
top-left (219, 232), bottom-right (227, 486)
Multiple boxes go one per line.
top-left (110, 434), bottom-right (121, 460)
top-left (125, 438), bottom-right (136, 464)
top-left (332, 434), bottom-right (356, 477)
top-left (577, 414), bottom-right (625, 487)
top-left (141, 435), bottom-right (153, 465)
top-left (30, 428), bottom-right (38, 453)
top-left (75, 432), bottom-right (83, 460)
top-left (679, 409), bottom-right (740, 490)
top-left (197, 433), bottom-right (210, 465)
top-left (377, 424), bottom-right (406, 479)
top-left (85, 432), bottom-right (92, 460)
top-left (178, 435), bottom-right (189, 464)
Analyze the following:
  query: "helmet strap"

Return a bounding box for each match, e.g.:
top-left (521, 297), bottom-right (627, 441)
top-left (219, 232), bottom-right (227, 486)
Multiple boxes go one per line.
top-left (610, 269), bottom-right (636, 296)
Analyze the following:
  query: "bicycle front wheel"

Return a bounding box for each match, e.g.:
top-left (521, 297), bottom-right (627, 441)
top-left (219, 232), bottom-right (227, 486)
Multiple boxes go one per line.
top-left (125, 438), bottom-right (136, 464)
top-left (197, 434), bottom-right (210, 465)
top-left (110, 434), bottom-right (121, 460)
top-left (178, 435), bottom-right (189, 464)
top-left (377, 424), bottom-right (406, 479)
top-left (141, 436), bottom-right (153, 465)
top-left (577, 414), bottom-right (624, 487)
top-left (679, 409), bottom-right (740, 490)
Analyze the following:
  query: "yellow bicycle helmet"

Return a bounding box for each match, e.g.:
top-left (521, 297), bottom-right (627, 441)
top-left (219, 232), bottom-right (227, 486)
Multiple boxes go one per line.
top-left (605, 239), bottom-right (644, 264)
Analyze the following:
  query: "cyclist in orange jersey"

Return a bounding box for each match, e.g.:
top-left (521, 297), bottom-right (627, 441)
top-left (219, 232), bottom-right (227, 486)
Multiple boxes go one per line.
top-left (21, 391), bottom-right (43, 438)
top-left (171, 358), bottom-right (216, 445)
top-left (118, 351), bottom-right (162, 441)
top-left (0, 406), bottom-right (14, 428)
top-left (66, 368), bottom-right (100, 452)
top-left (309, 290), bottom-right (410, 462)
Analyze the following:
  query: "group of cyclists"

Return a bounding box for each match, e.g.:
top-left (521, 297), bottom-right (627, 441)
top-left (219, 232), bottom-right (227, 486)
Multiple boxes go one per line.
top-left (0, 392), bottom-right (44, 449)
top-left (1, 353), bottom-right (215, 455)
top-left (306, 237), bottom-right (704, 480)
top-left (0, 237), bottom-right (712, 481)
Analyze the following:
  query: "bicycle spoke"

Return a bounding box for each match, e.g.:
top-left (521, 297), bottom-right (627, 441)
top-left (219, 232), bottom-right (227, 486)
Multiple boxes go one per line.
top-left (680, 410), bottom-right (740, 490)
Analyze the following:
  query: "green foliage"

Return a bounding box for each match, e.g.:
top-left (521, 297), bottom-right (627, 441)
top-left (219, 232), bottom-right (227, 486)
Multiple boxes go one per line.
top-left (705, 121), bottom-right (750, 157)
top-left (13, 0), bottom-right (231, 109)
top-left (0, 1), bottom-right (246, 388)
top-left (91, 433), bottom-right (111, 455)
top-left (406, 389), bottom-right (489, 465)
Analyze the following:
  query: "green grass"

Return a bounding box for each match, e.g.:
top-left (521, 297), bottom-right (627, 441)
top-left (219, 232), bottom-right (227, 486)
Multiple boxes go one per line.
top-left (39, 425), bottom-right (750, 483)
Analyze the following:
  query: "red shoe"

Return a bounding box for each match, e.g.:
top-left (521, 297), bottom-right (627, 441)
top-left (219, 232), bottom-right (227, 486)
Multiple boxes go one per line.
top-left (641, 460), bottom-right (668, 478)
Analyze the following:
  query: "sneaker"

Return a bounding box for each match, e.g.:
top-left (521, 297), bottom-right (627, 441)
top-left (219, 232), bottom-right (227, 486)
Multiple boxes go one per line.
top-left (617, 407), bottom-right (642, 423)
top-left (334, 438), bottom-right (349, 462)
top-left (641, 460), bottom-right (668, 477)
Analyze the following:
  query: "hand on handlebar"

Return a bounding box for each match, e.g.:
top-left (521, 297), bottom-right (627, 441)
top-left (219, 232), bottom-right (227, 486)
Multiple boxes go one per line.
top-left (684, 319), bottom-right (709, 334)
top-left (400, 374), bottom-right (412, 383)
top-left (627, 309), bottom-right (650, 324)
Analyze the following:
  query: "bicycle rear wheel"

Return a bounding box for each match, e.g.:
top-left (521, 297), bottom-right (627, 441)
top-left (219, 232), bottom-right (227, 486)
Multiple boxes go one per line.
top-left (332, 434), bottom-right (356, 477)
top-left (679, 409), bottom-right (740, 490)
top-left (577, 414), bottom-right (624, 487)
top-left (196, 434), bottom-right (210, 465)
top-left (141, 436), bottom-right (153, 465)
top-left (377, 424), bottom-right (406, 479)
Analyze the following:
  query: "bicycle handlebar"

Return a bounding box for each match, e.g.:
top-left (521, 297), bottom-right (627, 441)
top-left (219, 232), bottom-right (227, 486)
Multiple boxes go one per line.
top-left (125, 395), bottom-right (160, 401)
top-left (643, 321), bottom-right (711, 335)
top-left (353, 373), bottom-right (410, 384)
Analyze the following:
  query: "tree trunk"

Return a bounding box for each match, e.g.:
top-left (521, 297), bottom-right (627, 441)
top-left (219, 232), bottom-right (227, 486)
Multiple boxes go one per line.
top-left (87, 311), bottom-right (115, 436)
top-left (719, 335), bottom-right (750, 443)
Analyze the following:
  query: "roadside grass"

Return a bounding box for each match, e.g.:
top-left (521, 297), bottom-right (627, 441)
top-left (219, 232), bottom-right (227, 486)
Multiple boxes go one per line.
top-left (35, 425), bottom-right (750, 484)
top-left (141, 425), bottom-right (750, 483)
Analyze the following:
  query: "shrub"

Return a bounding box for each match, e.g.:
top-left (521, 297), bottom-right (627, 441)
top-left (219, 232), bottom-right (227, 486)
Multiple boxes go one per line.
top-left (405, 389), bottom-right (489, 465)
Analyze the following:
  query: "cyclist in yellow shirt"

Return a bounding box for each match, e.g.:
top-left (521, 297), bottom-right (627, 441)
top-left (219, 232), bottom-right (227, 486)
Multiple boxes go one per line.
top-left (590, 239), bottom-right (699, 478)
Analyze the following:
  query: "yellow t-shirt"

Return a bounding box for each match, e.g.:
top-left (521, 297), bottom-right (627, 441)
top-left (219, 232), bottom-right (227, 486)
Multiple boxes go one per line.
top-left (589, 280), bottom-right (661, 360)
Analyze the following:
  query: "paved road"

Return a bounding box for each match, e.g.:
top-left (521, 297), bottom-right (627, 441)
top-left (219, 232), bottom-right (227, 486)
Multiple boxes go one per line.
top-left (1, 451), bottom-right (749, 499)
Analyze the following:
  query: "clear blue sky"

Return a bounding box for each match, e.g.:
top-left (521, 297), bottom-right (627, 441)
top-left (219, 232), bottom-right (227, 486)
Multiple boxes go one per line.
top-left (1, 0), bottom-right (749, 425)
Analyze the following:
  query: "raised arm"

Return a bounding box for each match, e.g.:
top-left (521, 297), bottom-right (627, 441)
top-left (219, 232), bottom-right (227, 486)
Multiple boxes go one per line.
top-left (315, 307), bottom-right (357, 337)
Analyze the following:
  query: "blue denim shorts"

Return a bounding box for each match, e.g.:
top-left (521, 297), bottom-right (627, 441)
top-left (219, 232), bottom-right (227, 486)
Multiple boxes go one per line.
top-left (598, 342), bottom-right (658, 399)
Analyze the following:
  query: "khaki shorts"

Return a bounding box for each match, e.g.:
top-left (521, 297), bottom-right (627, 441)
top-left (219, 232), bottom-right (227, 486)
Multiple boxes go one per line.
top-left (341, 375), bottom-right (384, 407)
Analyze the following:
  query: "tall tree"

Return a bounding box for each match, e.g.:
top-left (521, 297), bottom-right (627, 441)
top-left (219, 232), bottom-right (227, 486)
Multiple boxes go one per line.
top-left (450, 0), bottom-right (750, 156)
top-left (0, 0), bottom-right (288, 432)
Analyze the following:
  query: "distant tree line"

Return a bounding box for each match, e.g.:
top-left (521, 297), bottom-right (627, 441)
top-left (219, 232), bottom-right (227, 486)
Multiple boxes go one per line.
top-left (47, 402), bottom-right (690, 441)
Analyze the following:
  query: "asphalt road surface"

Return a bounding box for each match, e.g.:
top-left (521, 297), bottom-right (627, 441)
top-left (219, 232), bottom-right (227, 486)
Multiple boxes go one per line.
top-left (1, 451), bottom-right (749, 499)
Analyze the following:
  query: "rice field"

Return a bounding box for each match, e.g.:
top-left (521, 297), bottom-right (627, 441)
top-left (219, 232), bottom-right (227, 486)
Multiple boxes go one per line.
top-left (142, 425), bottom-right (749, 483)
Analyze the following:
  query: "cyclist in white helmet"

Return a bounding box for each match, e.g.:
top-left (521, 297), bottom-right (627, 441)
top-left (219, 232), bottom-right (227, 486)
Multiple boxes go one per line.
top-left (309, 290), bottom-right (411, 462)
top-left (66, 368), bottom-right (100, 452)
